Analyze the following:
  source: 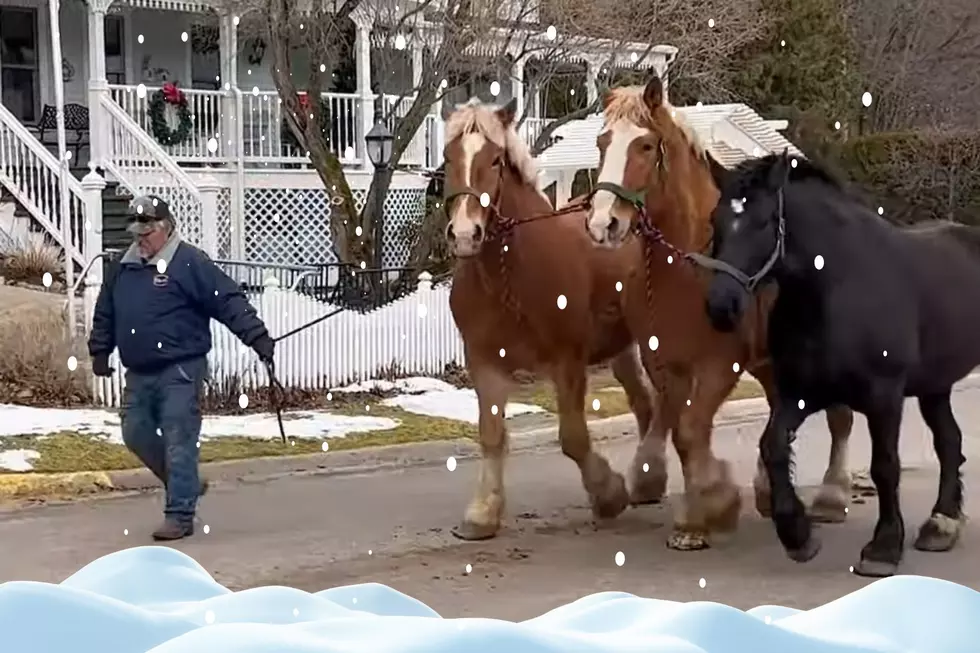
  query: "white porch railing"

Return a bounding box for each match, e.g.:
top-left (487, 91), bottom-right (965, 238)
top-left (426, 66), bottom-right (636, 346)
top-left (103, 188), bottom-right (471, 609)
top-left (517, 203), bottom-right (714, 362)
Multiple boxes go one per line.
top-left (108, 84), bottom-right (228, 163)
top-left (239, 90), bottom-right (362, 165)
top-left (99, 95), bottom-right (206, 247)
top-left (380, 94), bottom-right (428, 167)
top-left (100, 84), bottom-right (549, 173)
top-left (0, 103), bottom-right (88, 268)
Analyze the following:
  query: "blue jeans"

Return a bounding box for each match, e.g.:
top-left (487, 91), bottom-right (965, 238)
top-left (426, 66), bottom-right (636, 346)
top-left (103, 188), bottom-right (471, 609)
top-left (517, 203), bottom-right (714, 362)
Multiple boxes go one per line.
top-left (121, 357), bottom-right (207, 524)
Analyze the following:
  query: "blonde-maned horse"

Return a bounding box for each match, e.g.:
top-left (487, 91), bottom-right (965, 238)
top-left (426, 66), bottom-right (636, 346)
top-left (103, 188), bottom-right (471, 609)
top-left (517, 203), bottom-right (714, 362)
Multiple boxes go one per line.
top-left (584, 75), bottom-right (856, 550)
top-left (442, 98), bottom-right (665, 540)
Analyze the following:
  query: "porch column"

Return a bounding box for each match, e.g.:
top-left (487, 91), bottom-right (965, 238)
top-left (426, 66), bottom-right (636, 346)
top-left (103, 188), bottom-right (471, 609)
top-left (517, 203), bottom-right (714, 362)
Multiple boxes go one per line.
top-left (411, 40), bottom-right (424, 89)
top-left (219, 13), bottom-right (240, 159)
top-left (585, 58), bottom-right (598, 107)
top-left (511, 57), bottom-right (525, 117)
top-left (86, 0), bottom-right (112, 170)
top-left (219, 13), bottom-right (244, 260)
top-left (354, 16), bottom-right (375, 172)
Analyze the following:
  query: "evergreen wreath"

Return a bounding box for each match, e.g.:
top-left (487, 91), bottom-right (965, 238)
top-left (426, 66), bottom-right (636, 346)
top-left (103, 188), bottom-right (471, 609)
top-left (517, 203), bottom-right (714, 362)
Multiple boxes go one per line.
top-left (148, 82), bottom-right (192, 147)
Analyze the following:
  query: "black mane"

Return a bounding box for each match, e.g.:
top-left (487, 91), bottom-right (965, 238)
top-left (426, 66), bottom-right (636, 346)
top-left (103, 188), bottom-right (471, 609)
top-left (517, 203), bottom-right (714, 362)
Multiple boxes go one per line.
top-left (723, 153), bottom-right (845, 198)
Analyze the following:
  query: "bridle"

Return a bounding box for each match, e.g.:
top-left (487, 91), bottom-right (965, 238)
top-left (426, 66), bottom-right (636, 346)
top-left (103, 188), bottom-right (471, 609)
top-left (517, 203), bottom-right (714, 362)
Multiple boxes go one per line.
top-left (687, 188), bottom-right (786, 292)
top-left (586, 139), bottom-right (788, 294)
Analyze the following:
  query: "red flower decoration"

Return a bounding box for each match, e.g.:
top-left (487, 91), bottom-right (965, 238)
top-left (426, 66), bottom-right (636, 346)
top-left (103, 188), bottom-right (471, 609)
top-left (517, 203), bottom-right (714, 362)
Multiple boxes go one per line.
top-left (161, 82), bottom-right (185, 105)
top-left (297, 92), bottom-right (311, 110)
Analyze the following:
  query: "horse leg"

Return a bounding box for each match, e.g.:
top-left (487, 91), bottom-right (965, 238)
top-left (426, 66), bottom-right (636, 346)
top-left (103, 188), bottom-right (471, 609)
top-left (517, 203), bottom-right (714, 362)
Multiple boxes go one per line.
top-left (749, 364), bottom-right (778, 518)
top-left (555, 360), bottom-right (630, 520)
top-left (666, 366), bottom-right (742, 551)
top-left (611, 345), bottom-right (665, 504)
top-left (811, 405), bottom-right (855, 523)
top-left (913, 391), bottom-right (967, 553)
top-left (451, 364), bottom-right (514, 541)
top-left (853, 391), bottom-right (906, 577)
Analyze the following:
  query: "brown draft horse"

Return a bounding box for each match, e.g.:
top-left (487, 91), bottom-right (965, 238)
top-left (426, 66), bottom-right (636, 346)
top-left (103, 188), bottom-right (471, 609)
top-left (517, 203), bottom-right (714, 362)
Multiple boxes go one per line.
top-left (584, 76), bottom-right (857, 549)
top-left (442, 98), bottom-right (663, 540)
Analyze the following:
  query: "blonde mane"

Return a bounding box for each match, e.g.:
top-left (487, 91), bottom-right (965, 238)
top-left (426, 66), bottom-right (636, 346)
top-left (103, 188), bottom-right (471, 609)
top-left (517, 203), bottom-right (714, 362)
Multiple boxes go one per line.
top-left (602, 86), bottom-right (708, 159)
top-left (445, 99), bottom-right (543, 192)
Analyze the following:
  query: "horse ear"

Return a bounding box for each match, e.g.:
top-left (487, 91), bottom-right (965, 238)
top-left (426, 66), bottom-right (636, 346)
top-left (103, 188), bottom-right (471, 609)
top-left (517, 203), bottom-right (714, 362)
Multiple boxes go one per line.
top-left (642, 74), bottom-right (664, 110)
top-left (496, 98), bottom-right (519, 128)
top-left (705, 151), bottom-right (729, 190)
top-left (766, 149), bottom-right (792, 190)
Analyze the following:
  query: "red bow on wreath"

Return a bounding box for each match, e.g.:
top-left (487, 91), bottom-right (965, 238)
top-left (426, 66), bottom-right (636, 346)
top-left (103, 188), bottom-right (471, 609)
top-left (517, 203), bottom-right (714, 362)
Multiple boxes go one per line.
top-left (297, 92), bottom-right (311, 110)
top-left (161, 82), bottom-right (185, 105)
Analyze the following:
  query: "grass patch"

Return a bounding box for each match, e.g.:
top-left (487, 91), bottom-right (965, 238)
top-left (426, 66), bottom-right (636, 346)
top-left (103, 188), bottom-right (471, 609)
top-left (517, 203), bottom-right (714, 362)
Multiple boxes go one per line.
top-left (0, 404), bottom-right (476, 475)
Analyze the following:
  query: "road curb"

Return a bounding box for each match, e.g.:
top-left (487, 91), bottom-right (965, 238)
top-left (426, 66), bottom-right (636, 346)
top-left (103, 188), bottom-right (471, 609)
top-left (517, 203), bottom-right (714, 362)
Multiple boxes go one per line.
top-left (0, 470), bottom-right (115, 501)
top-left (5, 373), bottom-right (979, 503)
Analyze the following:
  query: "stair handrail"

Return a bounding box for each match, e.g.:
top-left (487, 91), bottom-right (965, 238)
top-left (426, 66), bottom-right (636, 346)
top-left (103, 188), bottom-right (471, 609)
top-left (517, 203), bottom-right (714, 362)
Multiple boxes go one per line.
top-left (0, 102), bottom-right (88, 265)
top-left (0, 103), bottom-right (88, 198)
top-left (98, 95), bottom-right (202, 202)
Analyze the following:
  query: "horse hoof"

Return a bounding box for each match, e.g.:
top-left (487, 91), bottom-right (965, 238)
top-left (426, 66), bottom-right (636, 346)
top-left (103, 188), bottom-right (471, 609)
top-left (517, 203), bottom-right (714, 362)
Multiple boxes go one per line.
top-left (810, 488), bottom-right (847, 524)
top-left (852, 558), bottom-right (898, 578)
top-left (666, 529), bottom-right (711, 551)
top-left (591, 473), bottom-right (630, 519)
top-left (913, 513), bottom-right (964, 552)
top-left (629, 461), bottom-right (667, 505)
top-left (451, 521), bottom-right (499, 541)
top-left (786, 535), bottom-right (821, 563)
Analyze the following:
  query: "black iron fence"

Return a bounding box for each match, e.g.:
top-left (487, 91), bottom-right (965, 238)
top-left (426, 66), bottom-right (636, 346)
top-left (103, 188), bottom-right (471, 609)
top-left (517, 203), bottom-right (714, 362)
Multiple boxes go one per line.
top-left (100, 252), bottom-right (421, 312)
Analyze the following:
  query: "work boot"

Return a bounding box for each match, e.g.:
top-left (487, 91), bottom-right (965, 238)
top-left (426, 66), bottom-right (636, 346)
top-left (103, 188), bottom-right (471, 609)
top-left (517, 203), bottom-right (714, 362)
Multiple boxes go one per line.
top-left (151, 518), bottom-right (195, 541)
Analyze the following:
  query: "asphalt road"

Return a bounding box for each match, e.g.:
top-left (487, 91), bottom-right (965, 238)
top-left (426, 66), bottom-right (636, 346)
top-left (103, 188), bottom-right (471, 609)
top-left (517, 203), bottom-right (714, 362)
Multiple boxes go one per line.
top-left (3, 380), bottom-right (980, 620)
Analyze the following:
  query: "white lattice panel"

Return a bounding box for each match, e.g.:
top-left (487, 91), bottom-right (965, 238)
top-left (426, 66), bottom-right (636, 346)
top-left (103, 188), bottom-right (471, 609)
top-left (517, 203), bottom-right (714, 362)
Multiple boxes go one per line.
top-left (216, 188), bottom-right (232, 259)
top-left (351, 188), bottom-right (427, 268)
top-left (242, 187), bottom-right (426, 267)
top-left (244, 188), bottom-right (337, 265)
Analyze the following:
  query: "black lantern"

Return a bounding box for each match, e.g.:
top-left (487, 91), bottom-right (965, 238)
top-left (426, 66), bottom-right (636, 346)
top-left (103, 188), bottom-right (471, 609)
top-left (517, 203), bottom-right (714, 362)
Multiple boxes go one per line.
top-left (364, 114), bottom-right (394, 169)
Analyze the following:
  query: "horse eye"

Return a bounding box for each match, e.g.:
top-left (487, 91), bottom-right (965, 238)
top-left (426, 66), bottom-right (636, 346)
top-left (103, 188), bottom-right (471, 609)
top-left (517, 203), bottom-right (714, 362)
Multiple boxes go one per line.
top-left (642, 142), bottom-right (655, 152)
top-left (492, 156), bottom-right (503, 167)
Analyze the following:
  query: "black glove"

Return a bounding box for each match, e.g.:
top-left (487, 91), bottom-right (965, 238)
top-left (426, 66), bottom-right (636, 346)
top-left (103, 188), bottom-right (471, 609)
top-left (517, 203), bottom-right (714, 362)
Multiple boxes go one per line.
top-left (252, 335), bottom-right (275, 364)
top-left (92, 353), bottom-right (114, 377)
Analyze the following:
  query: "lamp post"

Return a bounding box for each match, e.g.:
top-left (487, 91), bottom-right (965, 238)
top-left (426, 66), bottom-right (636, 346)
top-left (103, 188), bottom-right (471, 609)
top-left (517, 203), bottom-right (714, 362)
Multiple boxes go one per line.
top-left (364, 112), bottom-right (394, 271)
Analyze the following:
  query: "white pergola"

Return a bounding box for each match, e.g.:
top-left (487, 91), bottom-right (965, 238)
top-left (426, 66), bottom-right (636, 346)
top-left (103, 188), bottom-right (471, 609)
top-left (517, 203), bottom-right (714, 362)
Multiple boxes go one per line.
top-left (536, 103), bottom-right (806, 205)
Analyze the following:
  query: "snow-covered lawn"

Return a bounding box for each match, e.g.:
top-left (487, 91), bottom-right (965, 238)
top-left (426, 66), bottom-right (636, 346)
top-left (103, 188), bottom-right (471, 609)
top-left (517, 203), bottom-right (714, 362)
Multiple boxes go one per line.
top-left (0, 376), bottom-right (550, 471)
top-left (0, 405), bottom-right (398, 445)
top-left (333, 376), bottom-right (546, 425)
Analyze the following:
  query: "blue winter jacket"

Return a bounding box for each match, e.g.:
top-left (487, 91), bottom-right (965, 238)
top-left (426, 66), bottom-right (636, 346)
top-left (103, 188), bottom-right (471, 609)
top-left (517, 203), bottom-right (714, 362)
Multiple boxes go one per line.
top-left (87, 232), bottom-right (269, 373)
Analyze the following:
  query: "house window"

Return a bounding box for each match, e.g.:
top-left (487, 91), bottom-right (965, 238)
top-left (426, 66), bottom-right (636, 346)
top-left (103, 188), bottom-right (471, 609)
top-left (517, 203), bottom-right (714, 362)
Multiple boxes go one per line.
top-left (0, 8), bottom-right (39, 122)
top-left (105, 16), bottom-right (126, 84)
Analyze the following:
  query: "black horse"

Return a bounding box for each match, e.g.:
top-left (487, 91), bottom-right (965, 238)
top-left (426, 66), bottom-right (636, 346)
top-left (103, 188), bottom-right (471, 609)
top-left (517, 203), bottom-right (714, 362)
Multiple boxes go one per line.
top-left (701, 150), bottom-right (975, 577)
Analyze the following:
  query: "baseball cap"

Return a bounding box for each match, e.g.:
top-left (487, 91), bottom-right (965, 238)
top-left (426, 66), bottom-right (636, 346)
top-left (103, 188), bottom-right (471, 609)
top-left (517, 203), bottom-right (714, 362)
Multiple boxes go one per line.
top-left (126, 195), bottom-right (173, 235)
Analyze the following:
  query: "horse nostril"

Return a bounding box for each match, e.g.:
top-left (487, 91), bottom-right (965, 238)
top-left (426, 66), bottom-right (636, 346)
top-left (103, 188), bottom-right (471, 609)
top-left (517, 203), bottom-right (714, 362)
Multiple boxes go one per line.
top-left (473, 223), bottom-right (484, 242)
top-left (608, 216), bottom-right (620, 234)
top-left (446, 223), bottom-right (456, 241)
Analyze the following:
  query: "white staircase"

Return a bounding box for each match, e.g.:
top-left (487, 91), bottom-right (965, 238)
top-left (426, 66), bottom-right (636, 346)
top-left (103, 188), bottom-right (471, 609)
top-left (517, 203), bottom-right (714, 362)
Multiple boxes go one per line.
top-left (0, 103), bottom-right (89, 268)
top-left (98, 96), bottom-right (204, 246)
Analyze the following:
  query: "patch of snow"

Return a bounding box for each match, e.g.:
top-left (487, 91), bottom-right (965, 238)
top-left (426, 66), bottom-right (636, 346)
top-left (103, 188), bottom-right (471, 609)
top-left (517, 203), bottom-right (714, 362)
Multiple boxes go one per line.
top-left (332, 376), bottom-right (457, 395)
top-left (0, 448), bottom-right (40, 472)
top-left (0, 404), bottom-right (396, 443)
top-left (383, 388), bottom-right (545, 424)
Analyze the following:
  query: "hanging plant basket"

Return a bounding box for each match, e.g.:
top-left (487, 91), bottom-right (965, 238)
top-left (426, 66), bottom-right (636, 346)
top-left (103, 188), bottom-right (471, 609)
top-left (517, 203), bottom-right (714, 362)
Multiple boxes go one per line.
top-left (149, 82), bottom-right (193, 147)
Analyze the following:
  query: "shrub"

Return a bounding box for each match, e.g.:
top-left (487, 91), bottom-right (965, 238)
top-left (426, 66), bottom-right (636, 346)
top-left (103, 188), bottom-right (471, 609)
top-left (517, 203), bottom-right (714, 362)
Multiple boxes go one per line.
top-left (0, 233), bottom-right (65, 286)
top-left (0, 305), bottom-right (91, 406)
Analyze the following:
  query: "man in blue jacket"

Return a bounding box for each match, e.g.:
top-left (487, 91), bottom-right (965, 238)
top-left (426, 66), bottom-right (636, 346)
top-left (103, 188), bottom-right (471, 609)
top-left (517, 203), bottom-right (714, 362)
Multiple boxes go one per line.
top-left (88, 195), bottom-right (275, 541)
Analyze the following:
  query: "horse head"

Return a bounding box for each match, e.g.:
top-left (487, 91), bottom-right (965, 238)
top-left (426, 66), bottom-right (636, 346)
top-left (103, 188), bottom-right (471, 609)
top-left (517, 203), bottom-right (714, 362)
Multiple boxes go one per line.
top-left (442, 98), bottom-right (546, 258)
top-left (586, 74), bottom-right (716, 248)
top-left (704, 150), bottom-right (795, 332)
